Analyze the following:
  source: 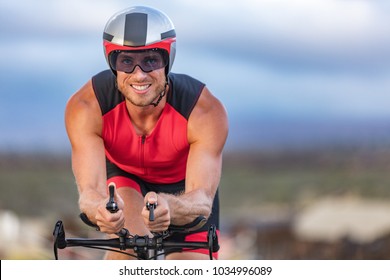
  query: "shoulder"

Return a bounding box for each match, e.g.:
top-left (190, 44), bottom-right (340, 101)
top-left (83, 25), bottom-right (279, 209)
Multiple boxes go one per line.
top-left (91, 69), bottom-right (116, 90)
top-left (67, 69), bottom-right (115, 110)
top-left (92, 70), bottom-right (124, 115)
top-left (192, 86), bottom-right (228, 125)
top-left (65, 76), bottom-right (103, 138)
top-left (187, 85), bottom-right (229, 151)
top-left (167, 73), bottom-right (205, 120)
top-left (169, 73), bottom-right (205, 92)
top-left (66, 79), bottom-right (98, 114)
top-left (167, 73), bottom-right (227, 134)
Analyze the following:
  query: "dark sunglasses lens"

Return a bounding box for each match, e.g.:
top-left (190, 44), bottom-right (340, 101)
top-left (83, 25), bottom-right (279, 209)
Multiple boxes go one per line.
top-left (110, 49), bottom-right (168, 73)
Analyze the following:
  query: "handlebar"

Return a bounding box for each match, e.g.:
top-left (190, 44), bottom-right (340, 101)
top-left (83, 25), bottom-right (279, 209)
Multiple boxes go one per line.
top-left (80, 185), bottom-right (208, 235)
top-left (53, 217), bottom-right (219, 260)
top-left (53, 185), bottom-right (219, 259)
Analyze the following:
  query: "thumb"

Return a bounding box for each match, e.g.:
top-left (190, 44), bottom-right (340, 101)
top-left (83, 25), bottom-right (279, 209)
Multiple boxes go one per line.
top-left (145, 191), bottom-right (158, 205)
top-left (144, 192), bottom-right (158, 222)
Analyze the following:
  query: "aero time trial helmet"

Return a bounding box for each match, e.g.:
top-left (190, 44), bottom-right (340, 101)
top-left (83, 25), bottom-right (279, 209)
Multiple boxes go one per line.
top-left (103, 6), bottom-right (176, 75)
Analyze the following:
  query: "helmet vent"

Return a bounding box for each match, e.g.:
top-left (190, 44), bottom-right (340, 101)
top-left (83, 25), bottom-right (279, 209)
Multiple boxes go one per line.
top-left (161, 29), bottom-right (176, 40)
top-left (103, 32), bottom-right (114, 42)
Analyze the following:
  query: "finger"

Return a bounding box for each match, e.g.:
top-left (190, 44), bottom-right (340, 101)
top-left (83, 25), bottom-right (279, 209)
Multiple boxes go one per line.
top-left (144, 211), bottom-right (170, 230)
top-left (147, 220), bottom-right (170, 232)
top-left (97, 210), bottom-right (125, 233)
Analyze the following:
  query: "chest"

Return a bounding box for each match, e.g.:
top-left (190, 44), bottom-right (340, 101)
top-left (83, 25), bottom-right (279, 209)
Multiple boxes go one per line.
top-left (102, 102), bottom-right (189, 167)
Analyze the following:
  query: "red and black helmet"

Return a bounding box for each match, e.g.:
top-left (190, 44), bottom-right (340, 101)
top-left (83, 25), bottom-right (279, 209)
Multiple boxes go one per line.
top-left (103, 6), bottom-right (176, 75)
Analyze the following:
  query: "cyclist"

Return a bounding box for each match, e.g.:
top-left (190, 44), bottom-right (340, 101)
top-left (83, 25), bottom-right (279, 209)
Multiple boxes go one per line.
top-left (65, 6), bottom-right (228, 260)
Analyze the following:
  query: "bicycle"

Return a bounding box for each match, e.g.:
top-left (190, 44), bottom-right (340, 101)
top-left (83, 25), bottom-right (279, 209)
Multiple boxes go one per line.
top-left (53, 185), bottom-right (219, 260)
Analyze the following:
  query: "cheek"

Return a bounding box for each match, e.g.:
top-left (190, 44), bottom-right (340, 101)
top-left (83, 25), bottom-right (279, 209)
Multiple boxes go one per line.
top-left (116, 76), bottom-right (130, 91)
top-left (153, 70), bottom-right (167, 86)
top-left (116, 74), bottom-right (126, 84)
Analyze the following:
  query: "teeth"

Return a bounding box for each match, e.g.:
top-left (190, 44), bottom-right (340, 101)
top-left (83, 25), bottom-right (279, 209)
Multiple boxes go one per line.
top-left (132, 84), bottom-right (150, 91)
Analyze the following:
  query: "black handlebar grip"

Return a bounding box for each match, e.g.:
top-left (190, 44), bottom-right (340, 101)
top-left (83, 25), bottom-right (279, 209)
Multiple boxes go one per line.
top-left (79, 213), bottom-right (100, 231)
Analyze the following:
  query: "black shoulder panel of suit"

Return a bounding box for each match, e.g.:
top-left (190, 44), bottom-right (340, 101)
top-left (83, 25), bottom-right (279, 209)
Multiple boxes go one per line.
top-left (91, 70), bottom-right (205, 119)
top-left (92, 70), bottom-right (124, 115)
top-left (167, 73), bottom-right (205, 120)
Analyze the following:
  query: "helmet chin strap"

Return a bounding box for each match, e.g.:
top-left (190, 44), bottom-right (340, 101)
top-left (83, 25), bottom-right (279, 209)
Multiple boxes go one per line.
top-left (150, 80), bottom-right (168, 107)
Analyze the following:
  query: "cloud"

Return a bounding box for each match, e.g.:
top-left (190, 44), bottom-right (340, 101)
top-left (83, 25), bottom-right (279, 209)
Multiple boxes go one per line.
top-left (2, 0), bottom-right (389, 74)
top-left (0, 0), bottom-right (115, 37)
top-left (1, 0), bottom-right (390, 152)
top-left (174, 0), bottom-right (390, 73)
top-left (1, 0), bottom-right (390, 116)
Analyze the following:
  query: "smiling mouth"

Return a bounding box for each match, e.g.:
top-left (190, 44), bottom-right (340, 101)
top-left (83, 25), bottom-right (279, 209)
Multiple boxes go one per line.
top-left (131, 84), bottom-right (151, 91)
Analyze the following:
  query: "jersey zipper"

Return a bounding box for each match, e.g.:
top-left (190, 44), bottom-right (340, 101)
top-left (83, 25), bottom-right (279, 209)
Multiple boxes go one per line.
top-left (140, 135), bottom-right (147, 175)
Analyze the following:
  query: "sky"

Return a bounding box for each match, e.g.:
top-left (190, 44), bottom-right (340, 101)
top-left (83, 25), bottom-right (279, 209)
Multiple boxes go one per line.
top-left (1, 0), bottom-right (390, 152)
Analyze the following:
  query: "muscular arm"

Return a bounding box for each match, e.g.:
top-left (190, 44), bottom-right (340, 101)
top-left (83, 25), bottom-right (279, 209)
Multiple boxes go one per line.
top-left (65, 80), bottom-right (121, 227)
top-left (156, 86), bottom-right (228, 225)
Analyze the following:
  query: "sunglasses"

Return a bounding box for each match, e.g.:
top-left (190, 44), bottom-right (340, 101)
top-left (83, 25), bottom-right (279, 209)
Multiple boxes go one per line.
top-left (109, 49), bottom-right (169, 73)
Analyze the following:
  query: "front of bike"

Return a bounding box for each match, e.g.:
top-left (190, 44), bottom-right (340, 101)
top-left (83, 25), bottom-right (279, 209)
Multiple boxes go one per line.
top-left (53, 186), bottom-right (219, 260)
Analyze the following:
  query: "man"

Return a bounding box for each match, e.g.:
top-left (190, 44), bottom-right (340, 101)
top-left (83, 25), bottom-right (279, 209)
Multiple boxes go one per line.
top-left (65, 6), bottom-right (228, 260)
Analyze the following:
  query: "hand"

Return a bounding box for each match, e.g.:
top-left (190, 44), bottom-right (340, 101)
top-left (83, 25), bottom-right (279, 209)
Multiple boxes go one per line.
top-left (142, 192), bottom-right (170, 232)
top-left (95, 185), bottom-right (125, 233)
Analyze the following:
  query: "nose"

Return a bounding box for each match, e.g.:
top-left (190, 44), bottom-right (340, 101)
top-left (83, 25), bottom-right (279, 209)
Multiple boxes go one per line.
top-left (125, 64), bottom-right (146, 75)
top-left (128, 65), bottom-right (147, 75)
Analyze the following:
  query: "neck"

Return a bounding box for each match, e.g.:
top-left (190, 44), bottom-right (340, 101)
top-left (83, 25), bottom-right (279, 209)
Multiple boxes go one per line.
top-left (126, 99), bottom-right (166, 136)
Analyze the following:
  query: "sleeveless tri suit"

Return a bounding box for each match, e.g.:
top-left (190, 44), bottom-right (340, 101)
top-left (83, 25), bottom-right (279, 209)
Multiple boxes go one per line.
top-left (91, 70), bottom-right (219, 257)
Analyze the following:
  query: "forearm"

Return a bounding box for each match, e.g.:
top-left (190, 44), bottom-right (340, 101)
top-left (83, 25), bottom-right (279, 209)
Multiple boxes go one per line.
top-left (71, 141), bottom-right (108, 224)
top-left (159, 189), bottom-right (214, 225)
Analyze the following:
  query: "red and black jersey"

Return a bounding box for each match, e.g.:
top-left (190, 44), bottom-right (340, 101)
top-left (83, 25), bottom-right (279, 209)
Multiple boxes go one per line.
top-left (92, 70), bottom-right (205, 184)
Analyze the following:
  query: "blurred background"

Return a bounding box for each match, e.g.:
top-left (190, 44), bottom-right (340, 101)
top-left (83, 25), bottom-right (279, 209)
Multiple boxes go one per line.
top-left (1, 0), bottom-right (390, 259)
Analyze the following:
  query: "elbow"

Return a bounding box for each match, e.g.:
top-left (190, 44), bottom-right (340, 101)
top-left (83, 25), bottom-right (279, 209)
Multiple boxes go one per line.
top-left (78, 196), bottom-right (88, 214)
top-left (196, 206), bottom-right (211, 220)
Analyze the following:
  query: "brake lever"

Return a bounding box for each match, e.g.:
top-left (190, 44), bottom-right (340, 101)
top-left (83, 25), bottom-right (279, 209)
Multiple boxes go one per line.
top-left (53, 220), bottom-right (67, 260)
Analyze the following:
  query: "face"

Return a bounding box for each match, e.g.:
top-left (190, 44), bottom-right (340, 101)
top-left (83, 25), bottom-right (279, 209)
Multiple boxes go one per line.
top-left (113, 50), bottom-right (168, 107)
top-left (116, 64), bottom-right (167, 108)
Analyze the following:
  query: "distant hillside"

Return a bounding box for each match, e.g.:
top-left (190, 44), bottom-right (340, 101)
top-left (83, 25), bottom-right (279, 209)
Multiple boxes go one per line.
top-left (226, 117), bottom-right (390, 151)
top-left (2, 145), bottom-right (390, 221)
